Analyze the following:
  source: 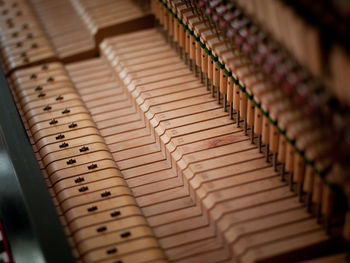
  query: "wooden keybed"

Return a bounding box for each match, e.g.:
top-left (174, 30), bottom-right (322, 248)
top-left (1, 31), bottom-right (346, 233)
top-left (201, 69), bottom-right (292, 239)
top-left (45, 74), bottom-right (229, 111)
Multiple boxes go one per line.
top-left (0, 0), bottom-right (349, 262)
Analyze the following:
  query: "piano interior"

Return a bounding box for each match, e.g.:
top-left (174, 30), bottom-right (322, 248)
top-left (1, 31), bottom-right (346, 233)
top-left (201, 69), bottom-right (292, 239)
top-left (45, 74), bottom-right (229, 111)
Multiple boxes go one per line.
top-left (0, 0), bottom-right (349, 262)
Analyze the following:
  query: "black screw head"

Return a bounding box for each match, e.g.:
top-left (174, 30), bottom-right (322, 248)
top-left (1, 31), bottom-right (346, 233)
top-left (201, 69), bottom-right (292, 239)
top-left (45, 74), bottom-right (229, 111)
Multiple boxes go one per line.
top-left (74, 177), bottom-right (84, 183)
top-left (59, 142), bottom-right (69, 148)
top-left (43, 105), bottom-right (52, 111)
top-left (120, 231), bottom-right (131, 238)
top-left (78, 186), bottom-right (88, 192)
top-left (110, 211), bottom-right (121, 217)
top-left (87, 205), bottom-right (97, 212)
top-left (49, 118), bottom-right (57, 125)
top-left (55, 134), bottom-right (65, 140)
top-left (106, 248), bottom-right (117, 254)
top-left (62, 108), bottom-right (70, 114)
top-left (66, 159), bottom-right (76, 165)
top-left (38, 92), bottom-right (46, 98)
top-left (88, 163), bottom-right (97, 170)
top-left (101, 191), bottom-right (111, 197)
top-left (79, 146), bottom-right (89, 152)
top-left (68, 122), bottom-right (77, 128)
top-left (97, 226), bottom-right (107, 232)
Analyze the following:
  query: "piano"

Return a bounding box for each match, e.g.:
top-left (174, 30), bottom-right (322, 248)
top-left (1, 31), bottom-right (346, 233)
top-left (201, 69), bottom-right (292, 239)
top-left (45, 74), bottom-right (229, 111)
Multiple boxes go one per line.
top-left (0, 0), bottom-right (349, 262)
